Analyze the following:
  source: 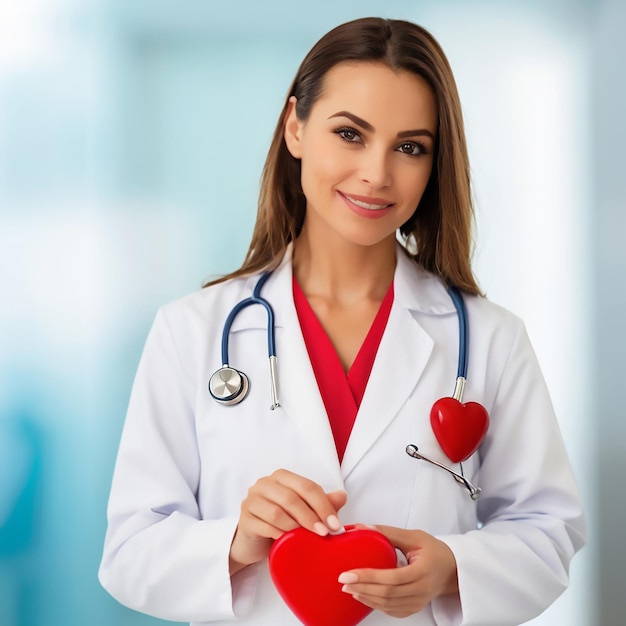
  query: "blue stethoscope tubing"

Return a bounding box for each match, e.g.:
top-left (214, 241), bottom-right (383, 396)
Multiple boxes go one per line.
top-left (220, 271), bottom-right (276, 366)
top-left (209, 272), bottom-right (280, 410)
top-left (447, 284), bottom-right (473, 404)
top-left (448, 286), bottom-right (468, 380)
top-left (209, 272), bottom-right (469, 404)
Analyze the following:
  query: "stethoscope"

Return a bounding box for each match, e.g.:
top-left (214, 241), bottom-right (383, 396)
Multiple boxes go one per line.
top-left (208, 271), bottom-right (487, 499)
top-left (406, 286), bottom-right (484, 500)
top-left (208, 272), bottom-right (280, 410)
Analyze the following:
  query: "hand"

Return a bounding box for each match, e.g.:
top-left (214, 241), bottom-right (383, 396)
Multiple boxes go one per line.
top-left (337, 526), bottom-right (458, 618)
top-left (229, 469), bottom-right (347, 574)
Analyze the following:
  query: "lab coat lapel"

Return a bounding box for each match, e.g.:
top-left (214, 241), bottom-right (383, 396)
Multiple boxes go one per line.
top-left (340, 247), bottom-right (452, 478)
top-left (261, 250), bottom-right (344, 485)
top-left (340, 306), bottom-right (433, 477)
top-left (229, 245), bottom-right (453, 484)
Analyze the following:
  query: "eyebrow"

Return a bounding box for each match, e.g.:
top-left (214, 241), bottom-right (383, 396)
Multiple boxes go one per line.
top-left (328, 110), bottom-right (435, 141)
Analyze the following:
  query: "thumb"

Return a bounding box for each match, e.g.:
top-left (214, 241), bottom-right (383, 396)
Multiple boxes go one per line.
top-left (374, 525), bottom-right (429, 556)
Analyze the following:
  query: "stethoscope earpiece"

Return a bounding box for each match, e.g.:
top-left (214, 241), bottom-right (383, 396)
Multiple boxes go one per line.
top-left (208, 366), bottom-right (250, 406)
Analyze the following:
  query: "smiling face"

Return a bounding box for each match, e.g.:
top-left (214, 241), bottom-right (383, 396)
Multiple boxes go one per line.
top-left (284, 61), bottom-right (438, 251)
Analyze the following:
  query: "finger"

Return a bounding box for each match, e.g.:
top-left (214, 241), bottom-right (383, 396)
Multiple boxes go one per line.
top-left (271, 470), bottom-right (344, 531)
top-left (245, 484), bottom-right (328, 537)
top-left (249, 470), bottom-right (343, 533)
top-left (338, 562), bottom-right (423, 592)
top-left (349, 591), bottom-right (426, 618)
top-left (342, 576), bottom-right (430, 618)
top-left (243, 493), bottom-right (303, 537)
top-left (341, 577), bottom-right (422, 601)
top-left (341, 576), bottom-right (430, 616)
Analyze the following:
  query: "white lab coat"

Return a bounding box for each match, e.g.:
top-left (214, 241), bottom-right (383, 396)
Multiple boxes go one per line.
top-left (99, 244), bottom-right (586, 626)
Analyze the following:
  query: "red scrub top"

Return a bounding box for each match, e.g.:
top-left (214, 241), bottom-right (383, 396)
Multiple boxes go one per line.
top-left (293, 275), bottom-right (394, 463)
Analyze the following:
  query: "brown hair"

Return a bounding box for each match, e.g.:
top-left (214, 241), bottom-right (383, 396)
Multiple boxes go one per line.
top-left (205, 17), bottom-right (481, 295)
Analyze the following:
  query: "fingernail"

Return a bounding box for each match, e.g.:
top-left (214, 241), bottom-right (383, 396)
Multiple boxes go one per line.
top-left (338, 572), bottom-right (358, 584)
top-left (313, 522), bottom-right (329, 536)
top-left (326, 514), bottom-right (341, 531)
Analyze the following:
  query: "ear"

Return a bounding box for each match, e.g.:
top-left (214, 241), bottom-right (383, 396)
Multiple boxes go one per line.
top-left (283, 96), bottom-right (303, 159)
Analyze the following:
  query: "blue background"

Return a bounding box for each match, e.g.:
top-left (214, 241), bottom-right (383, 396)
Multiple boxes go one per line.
top-left (1, 0), bottom-right (623, 624)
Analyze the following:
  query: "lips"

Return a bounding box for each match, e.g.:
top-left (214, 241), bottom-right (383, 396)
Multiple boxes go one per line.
top-left (341, 192), bottom-right (393, 210)
top-left (338, 192), bottom-right (394, 218)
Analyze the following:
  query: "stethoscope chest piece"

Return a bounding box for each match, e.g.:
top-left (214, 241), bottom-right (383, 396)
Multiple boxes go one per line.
top-left (209, 366), bottom-right (250, 406)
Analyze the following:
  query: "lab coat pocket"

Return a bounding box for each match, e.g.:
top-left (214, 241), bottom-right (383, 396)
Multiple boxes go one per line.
top-left (405, 444), bottom-right (480, 535)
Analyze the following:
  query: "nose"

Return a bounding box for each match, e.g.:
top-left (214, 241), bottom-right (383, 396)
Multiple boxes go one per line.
top-left (359, 147), bottom-right (392, 189)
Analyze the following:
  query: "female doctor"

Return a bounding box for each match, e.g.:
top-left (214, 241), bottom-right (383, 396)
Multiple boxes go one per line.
top-left (99, 17), bottom-right (586, 626)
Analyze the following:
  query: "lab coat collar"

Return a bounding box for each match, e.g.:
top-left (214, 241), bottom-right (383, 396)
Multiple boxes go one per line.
top-left (393, 243), bottom-right (456, 315)
top-left (229, 242), bottom-right (456, 331)
top-left (228, 242), bottom-right (454, 482)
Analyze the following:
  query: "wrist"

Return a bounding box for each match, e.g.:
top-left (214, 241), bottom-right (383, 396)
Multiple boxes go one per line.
top-left (438, 541), bottom-right (459, 596)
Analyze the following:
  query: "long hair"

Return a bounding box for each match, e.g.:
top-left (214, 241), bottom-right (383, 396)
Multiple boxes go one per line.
top-left (205, 17), bottom-right (481, 294)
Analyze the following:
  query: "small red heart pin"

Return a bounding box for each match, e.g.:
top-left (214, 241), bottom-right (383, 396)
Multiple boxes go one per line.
top-left (269, 525), bottom-right (397, 626)
top-left (430, 397), bottom-right (489, 463)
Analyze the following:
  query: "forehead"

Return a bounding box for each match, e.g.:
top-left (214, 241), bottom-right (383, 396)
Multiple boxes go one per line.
top-left (314, 61), bottom-right (438, 132)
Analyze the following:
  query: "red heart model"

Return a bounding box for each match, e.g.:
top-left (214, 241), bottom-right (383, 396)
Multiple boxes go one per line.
top-left (269, 525), bottom-right (397, 626)
top-left (430, 397), bottom-right (489, 463)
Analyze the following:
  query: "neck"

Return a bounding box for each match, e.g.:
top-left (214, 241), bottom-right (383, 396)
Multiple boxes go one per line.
top-left (292, 226), bottom-right (396, 304)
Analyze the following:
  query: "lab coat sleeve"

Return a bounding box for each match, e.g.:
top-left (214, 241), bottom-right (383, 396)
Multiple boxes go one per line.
top-left (98, 308), bottom-right (258, 622)
top-left (433, 319), bottom-right (586, 626)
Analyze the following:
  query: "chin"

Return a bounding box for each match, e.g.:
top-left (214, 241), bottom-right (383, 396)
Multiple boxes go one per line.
top-left (340, 230), bottom-right (398, 249)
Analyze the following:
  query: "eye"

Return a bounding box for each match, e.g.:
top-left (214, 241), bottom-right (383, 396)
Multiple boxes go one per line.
top-left (335, 127), bottom-right (363, 144)
top-left (397, 141), bottom-right (429, 157)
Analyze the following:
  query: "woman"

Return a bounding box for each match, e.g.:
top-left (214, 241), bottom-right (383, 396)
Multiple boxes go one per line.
top-left (99, 17), bottom-right (586, 625)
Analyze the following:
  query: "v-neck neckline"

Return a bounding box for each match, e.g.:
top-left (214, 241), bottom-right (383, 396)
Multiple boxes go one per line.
top-left (292, 275), bottom-right (394, 462)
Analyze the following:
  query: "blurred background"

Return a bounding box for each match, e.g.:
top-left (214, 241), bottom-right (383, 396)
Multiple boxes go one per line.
top-left (0, 0), bottom-right (623, 624)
